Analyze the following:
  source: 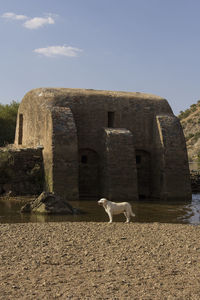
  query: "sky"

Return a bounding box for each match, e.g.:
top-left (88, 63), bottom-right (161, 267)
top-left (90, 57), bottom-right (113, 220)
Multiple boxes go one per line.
top-left (1, 0), bottom-right (200, 115)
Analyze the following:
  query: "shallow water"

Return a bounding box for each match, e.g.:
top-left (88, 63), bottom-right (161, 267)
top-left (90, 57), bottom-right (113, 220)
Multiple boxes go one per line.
top-left (0, 195), bottom-right (200, 224)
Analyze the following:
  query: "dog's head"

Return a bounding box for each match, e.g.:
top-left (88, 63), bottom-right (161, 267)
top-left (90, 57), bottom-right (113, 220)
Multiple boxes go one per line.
top-left (98, 198), bottom-right (108, 206)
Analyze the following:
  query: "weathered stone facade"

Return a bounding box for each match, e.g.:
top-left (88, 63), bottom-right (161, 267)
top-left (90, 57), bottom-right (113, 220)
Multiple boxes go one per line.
top-left (14, 88), bottom-right (191, 201)
top-left (0, 147), bottom-right (44, 195)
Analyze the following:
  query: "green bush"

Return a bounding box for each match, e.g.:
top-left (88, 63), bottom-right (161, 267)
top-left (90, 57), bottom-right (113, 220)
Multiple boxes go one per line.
top-left (178, 109), bottom-right (191, 120)
top-left (190, 104), bottom-right (197, 109)
top-left (178, 100), bottom-right (200, 120)
top-left (0, 101), bottom-right (19, 146)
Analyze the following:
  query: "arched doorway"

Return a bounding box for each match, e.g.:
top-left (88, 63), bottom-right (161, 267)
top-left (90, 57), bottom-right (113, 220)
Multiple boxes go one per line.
top-left (79, 149), bottom-right (100, 199)
top-left (136, 150), bottom-right (151, 199)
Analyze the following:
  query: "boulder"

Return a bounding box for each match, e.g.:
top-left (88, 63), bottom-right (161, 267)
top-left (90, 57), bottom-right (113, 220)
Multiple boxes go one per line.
top-left (21, 191), bottom-right (82, 214)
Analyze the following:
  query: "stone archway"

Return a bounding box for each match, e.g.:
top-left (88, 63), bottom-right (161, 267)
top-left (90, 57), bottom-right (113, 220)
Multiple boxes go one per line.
top-left (79, 149), bottom-right (100, 199)
top-left (136, 150), bottom-right (151, 199)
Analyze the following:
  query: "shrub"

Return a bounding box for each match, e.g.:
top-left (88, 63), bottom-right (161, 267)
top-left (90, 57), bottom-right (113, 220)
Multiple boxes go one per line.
top-left (190, 104), bottom-right (197, 109)
top-left (178, 101), bottom-right (199, 120)
top-left (178, 109), bottom-right (191, 120)
top-left (0, 101), bottom-right (19, 146)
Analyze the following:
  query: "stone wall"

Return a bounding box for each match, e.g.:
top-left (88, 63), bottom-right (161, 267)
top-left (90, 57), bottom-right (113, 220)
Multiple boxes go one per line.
top-left (0, 147), bottom-right (44, 196)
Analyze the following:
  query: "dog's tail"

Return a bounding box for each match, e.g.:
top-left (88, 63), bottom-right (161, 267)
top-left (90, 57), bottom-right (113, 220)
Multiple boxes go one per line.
top-left (131, 211), bottom-right (136, 217)
top-left (129, 204), bottom-right (135, 217)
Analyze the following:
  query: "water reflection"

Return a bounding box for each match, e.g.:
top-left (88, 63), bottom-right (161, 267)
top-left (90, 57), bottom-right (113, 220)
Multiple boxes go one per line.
top-left (185, 194), bottom-right (200, 224)
top-left (0, 195), bottom-right (200, 225)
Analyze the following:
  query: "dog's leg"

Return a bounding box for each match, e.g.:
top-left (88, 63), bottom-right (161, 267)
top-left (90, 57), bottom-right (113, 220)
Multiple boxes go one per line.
top-left (124, 211), bottom-right (130, 223)
top-left (107, 211), bottom-right (113, 223)
top-left (124, 211), bottom-right (128, 222)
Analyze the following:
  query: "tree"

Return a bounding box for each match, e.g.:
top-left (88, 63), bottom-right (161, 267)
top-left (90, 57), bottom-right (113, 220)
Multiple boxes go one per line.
top-left (0, 101), bottom-right (19, 146)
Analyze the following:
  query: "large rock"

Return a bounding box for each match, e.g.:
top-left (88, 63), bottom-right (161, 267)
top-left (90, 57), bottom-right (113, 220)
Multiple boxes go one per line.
top-left (21, 191), bottom-right (82, 214)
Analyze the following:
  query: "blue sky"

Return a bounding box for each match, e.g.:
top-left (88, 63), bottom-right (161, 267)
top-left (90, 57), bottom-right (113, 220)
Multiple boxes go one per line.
top-left (1, 0), bottom-right (200, 115)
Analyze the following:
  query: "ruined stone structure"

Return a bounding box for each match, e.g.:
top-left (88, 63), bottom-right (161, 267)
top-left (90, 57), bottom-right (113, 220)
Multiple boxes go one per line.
top-left (14, 88), bottom-right (191, 201)
top-left (0, 147), bottom-right (44, 195)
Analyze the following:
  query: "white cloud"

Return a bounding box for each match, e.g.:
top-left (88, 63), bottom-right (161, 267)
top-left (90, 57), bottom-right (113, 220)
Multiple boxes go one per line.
top-left (2, 12), bottom-right (56, 30)
top-left (34, 46), bottom-right (83, 57)
top-left (23, 16), bottom-right (55, 29)
top-left (2, 12), bottom-right (28, 21)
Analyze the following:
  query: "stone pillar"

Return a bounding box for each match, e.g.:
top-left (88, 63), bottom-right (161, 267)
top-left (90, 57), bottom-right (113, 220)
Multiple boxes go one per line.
top-left (50, 106), bottom-right (79, 200)
top-left (102, 128), bottom-right (138, 201)
top-left (156, 115), bottom-right (191, 200)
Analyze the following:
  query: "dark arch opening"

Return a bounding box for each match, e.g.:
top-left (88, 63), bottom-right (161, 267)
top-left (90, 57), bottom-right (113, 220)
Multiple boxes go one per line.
top-left (107, 111), bottom-right (115, 128)
top-left (79, 148), bottom-right (100, 200)
top-left (136, 150), bottom-right (151, 199)
top-left (18, 114), bottom-right (23, 145)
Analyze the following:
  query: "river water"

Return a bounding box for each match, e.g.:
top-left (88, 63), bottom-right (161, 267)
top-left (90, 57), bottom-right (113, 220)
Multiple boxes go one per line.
top-left (0, 195), bottom-right (199, 225)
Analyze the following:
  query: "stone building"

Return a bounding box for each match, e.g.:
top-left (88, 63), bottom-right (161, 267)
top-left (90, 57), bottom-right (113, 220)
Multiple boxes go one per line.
top-left (14, 88), bottom-right (191, 201)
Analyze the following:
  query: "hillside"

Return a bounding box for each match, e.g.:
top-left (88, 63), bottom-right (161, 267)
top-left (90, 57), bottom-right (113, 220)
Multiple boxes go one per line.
top-left (178, 101), bottom-right (200, 162)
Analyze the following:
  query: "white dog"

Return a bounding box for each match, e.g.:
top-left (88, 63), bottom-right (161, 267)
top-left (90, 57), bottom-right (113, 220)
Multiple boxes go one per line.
top-left (98, 198), bottom-right (135, 223)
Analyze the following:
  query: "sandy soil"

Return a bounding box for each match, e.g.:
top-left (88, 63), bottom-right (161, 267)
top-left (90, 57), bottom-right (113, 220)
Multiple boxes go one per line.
top-left (0, 222), bottom-right (200, 300)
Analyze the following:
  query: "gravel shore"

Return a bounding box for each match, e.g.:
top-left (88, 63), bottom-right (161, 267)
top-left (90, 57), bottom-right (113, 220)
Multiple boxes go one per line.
top-left (0, 222), bottom-right (200, 299)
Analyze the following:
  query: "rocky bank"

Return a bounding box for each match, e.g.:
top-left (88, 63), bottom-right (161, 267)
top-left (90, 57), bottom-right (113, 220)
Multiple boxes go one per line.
top-left (179, 101), bottom-right (200, 161)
